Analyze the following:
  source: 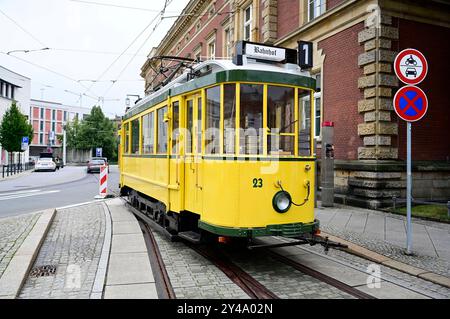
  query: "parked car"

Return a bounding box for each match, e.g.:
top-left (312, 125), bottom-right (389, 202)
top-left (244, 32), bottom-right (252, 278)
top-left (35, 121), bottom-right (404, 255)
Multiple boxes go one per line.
top-left (91, 157), bottom-right (109, 172)
top-left (87, 159), bottom-right (107, 173)
top-left (34, 157), bottom-right (57, 172)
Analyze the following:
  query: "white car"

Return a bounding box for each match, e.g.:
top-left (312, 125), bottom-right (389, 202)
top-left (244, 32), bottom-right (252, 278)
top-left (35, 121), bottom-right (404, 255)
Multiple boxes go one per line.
top-left (34, 157), bottom-right (57, 172)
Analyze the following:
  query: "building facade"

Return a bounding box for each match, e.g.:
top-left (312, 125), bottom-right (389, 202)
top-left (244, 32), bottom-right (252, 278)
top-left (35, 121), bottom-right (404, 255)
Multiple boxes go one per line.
top-left (29, 99), bottom-right (91, 158)
top-left (0, 65), bottom-right (31, 165)
top-left (141, 0), bottom-right (450, 208)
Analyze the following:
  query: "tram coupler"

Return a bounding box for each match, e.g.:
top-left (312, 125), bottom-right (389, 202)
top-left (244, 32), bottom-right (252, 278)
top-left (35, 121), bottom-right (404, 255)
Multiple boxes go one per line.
top-left (247, 235), bottom-right (348, 252)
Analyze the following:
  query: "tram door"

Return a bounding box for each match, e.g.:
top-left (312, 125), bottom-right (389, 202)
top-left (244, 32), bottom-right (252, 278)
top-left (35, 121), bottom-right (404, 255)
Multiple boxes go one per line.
top-left (184, 94), bottom-right (203, 213)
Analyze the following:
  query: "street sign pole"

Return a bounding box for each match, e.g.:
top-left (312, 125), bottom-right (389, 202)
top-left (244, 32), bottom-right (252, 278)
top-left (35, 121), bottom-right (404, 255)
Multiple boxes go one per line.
top-left (393, 48), bottom-right (428, 256)
top-left (406, 122), bottom-right (412, 255)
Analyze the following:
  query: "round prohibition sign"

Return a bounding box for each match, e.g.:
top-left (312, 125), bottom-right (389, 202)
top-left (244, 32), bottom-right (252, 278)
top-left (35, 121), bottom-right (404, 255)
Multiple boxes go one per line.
top-left (394, 48), bottom-right (428, 85)
top-left (393, 85), bottom-right (428, 122)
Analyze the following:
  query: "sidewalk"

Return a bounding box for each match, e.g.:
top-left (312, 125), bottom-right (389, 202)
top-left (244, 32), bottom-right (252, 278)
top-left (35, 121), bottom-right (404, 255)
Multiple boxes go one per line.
top-left (316, 203), bottom-right (450, 279)
top-left (0, 198), bottom-right (155, 299)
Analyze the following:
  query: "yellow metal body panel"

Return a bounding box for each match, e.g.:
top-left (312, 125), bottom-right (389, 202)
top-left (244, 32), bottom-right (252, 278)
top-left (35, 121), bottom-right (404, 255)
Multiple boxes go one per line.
top-left (119, 79), bottom-right (316, 232)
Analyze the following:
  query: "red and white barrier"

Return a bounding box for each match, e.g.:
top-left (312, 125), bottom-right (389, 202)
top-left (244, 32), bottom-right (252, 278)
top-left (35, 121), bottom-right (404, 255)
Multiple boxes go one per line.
top-left (95, 165), bottom-right (108, 199)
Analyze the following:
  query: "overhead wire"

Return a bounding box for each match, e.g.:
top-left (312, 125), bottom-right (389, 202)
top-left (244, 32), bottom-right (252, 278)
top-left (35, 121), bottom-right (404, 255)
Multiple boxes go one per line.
top-left (0, 8), bottom-right (47, 47)
top-left (76, 3), bottom-right (172, 102)
top-left (100, 0), bottom-right (174, 97)
top-left (69, 0), bottom-right (178, 13)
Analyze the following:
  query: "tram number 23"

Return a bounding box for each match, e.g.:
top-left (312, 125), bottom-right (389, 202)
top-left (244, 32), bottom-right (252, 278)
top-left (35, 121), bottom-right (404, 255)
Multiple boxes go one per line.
top-left (252, 178), bottom-right (263, 188)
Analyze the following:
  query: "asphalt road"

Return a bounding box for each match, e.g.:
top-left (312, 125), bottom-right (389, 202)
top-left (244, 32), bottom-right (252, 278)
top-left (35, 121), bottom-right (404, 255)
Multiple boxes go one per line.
top-left (0, 165), bottom-right (120, 218)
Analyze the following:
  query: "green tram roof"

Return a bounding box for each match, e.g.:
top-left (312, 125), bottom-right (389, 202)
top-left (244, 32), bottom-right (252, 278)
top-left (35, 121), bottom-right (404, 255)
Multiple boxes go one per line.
top-left (123, 60), bottom-right (316, 121)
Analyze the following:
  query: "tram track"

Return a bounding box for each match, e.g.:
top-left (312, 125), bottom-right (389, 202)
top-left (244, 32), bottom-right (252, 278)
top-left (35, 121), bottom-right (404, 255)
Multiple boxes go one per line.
top-left (127, 202), bottom-right (176, 299)
top-left (266, 249), bottom-right (375, 299)
top-left (187, 243), bottom-right (279, 299)
top-left (124, 196), bottom-right (374, 300)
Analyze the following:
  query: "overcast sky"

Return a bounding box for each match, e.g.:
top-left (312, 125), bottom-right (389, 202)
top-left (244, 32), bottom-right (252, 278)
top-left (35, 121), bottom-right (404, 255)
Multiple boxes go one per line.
top-left (0, 0), bottom-right (190, 118)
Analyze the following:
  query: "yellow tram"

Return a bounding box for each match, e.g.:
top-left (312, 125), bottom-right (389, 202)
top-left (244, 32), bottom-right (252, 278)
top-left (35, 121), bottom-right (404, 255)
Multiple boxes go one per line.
top-left (119, 41), bottom-right (319, 242)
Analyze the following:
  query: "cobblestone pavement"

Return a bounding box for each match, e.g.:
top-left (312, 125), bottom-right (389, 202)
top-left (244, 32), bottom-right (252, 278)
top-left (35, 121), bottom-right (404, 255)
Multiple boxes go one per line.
top-left (153, 231), bottom-right (249, 299)
top-left (0, 213), bottom-right (41, 278)
top-left (275, 237), bottom-right (450, 299)
top-left (224, 247), bottom-right (354, 299)
top-left (323, 224), bottom-right (450, 277)
top-left (19, 203), bottom-right (106, 299)
top-left (154, 231), bottom-right (354, 299)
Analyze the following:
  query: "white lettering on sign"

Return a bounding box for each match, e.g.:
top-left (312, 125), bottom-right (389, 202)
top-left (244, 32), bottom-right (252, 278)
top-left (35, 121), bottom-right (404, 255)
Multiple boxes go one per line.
top-left (245, 43), bottom-right (285, 62)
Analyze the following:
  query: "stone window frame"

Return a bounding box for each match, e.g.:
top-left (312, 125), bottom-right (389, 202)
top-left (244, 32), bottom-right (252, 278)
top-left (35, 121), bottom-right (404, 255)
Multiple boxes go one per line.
top-left (300, 73), bottom-right (322, 139)
top-left (223, 25), bottom-right (233, 58)
top-left (207, 38), bottom-right (216, 60)
top-left (243, 2), bottom-right (253, 41)
top-left (205, 29), bottom-right (217, 60)
top-left (193, 43), bottom-right (203, 61)
top-left (307, 0), bottom-right (327, 22)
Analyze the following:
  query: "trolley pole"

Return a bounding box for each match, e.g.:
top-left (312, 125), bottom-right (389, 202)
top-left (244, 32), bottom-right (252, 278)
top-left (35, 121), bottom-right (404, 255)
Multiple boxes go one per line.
top-left (406, 122), bottom-right (412, 255)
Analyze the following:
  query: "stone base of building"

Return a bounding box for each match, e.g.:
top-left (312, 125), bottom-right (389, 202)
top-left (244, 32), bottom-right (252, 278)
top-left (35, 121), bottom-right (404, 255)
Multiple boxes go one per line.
top-left (329, 160), bottom-right (450, 210)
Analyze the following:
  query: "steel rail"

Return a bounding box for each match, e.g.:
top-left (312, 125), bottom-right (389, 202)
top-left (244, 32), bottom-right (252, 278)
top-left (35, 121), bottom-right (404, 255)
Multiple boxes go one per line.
top-left (128, 204), bottom-right (176, 299)
top-left (267, 249), bottom-right (376, 299)
top-left (188, 244), bottom-right (279, 299)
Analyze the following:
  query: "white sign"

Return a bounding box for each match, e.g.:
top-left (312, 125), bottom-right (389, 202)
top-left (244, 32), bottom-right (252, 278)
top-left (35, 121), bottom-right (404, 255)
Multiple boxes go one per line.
top-left (245, 43), bottom-right (286, 62)
top-left (394, 48), bottom-right (428, 85)
top-left (49, 131), bottom-right (55, 141)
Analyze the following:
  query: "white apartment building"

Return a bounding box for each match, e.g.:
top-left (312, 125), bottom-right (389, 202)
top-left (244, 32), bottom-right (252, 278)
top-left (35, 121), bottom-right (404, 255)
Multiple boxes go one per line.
top-left (0, 65), bottom-right (31, 165)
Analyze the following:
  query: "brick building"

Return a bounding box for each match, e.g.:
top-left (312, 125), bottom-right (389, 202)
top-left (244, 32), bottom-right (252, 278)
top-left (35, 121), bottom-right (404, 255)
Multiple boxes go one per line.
top-left (141, 0), bottom-right (450, 208)
top-left (29, 99), bottom-right (91, 158)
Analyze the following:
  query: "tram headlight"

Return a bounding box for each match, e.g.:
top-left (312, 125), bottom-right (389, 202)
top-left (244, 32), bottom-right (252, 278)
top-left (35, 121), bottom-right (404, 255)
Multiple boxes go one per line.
top-left (272, 191), bottom-right (292, 213)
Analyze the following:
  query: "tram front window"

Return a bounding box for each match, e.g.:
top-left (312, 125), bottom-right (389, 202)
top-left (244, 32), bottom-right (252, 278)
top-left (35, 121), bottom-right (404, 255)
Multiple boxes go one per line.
top-left (239, 84), bottom-right (263, 155)
top-left (267, 86), bottom-right (295, 155)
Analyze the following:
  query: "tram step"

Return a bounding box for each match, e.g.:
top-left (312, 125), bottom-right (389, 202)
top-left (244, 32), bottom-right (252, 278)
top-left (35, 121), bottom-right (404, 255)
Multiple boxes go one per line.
top-left (178, 231), bottom-right (202, 244)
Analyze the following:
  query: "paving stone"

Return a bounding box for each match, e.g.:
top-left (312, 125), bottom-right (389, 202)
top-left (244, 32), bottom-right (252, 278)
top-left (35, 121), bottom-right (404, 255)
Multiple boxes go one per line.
top-left (18, 203), bottom-right (106, 299)
top-left (0, 213), bottom-right (41, 279)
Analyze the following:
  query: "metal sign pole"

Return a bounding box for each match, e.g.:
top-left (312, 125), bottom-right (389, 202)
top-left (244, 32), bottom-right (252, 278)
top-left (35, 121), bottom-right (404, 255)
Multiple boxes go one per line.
top-left (406, 122), bottom-right (412, 255)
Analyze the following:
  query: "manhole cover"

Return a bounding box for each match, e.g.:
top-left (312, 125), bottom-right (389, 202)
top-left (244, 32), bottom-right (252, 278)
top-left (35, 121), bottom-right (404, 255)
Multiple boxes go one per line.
top-left (29, 265), bottom-right (57, 277)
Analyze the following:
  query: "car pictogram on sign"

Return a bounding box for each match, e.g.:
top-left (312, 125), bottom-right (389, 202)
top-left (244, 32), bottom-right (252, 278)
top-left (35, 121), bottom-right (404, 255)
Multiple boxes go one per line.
top-left (394, 49), bottom-right (428, 85)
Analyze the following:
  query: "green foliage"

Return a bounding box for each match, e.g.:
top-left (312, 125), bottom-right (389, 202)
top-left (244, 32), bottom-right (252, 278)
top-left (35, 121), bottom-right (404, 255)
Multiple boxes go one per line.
top-left (0, 101), bottom-right (33, 153)
top-left (65, 106), bottom-right (117, 160)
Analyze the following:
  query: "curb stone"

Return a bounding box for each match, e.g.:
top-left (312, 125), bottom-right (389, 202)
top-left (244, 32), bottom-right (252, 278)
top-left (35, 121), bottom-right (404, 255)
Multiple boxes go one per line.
top-left (0, 209), bottom-right (56, 298)
top-left (322, 231), bottom-right (450, 289)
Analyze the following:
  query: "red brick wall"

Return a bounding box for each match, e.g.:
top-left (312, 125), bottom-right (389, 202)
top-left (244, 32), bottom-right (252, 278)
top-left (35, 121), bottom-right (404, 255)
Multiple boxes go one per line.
top-left (277, 0), bottom-right (299, 39)
top-left (327, 0), bottom-right (345, 10)
top-left (318, 22), bottom-right (365, 160)
top-left (33, 133), bottom-right (38, 144)
top-left (45, 109), bottom-right (51, 121)
top-left (396, 19), bottom-right (450, 161)
top-left (151, 0), bottom-right (229, 86)
top-left (57, 110), bottom-right (62, 121)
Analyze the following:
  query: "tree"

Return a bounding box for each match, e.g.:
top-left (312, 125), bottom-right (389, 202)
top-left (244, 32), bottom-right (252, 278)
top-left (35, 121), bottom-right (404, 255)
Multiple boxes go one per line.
top-left (0, 102), bottom-right (33, 164)
top-left (65, 106), bottom-right (117, 160)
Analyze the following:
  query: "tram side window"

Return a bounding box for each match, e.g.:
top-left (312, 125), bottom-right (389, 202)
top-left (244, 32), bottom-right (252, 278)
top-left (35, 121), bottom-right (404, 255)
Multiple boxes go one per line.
top-left (124, 123), bottom-right (130, 154)
top-left (142, 112), bottom-right (154, 154)
top-left (157, 107), bottom-right (168, 154)
top-left (267, 86), bottom-right (295, 156)
top-left (205, 86), bottom-right (220, 154)
top-left (298, 89), bottom-right (312, 156)
top-left (197, 97), bottom-right (202, 154)
top-left (172, 102), bottom-right (179, 154)
top-left (240, 84), bottom-right (263, 155)
top-left (186, 100), bottom-right (193, 153)
top-left (223, 84), bottom-right (236, 154)
top-left (131, 119), bottom-right (140, 154)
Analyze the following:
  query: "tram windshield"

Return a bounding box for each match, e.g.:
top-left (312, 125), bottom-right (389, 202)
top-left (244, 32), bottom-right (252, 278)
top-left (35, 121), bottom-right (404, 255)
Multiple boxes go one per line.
top-left (234, 84), bottom-right (312, 157)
